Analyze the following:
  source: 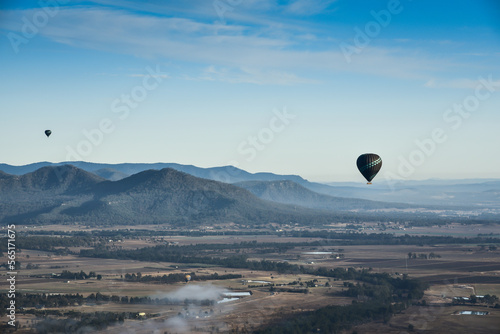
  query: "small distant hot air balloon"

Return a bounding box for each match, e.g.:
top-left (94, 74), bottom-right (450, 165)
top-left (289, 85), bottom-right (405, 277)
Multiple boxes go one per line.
top-left (185, 274), bottom-right (191, 283)
top-left (356, 153), bottom-right (382, 184)
top-left (44, 130), bottom-right (52, 138)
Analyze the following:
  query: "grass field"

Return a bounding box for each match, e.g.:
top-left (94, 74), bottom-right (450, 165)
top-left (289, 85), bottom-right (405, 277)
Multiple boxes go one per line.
top-left (2, 223), bottom-right (500, 333)
top-left (350, 305), bottom-right (500, 334)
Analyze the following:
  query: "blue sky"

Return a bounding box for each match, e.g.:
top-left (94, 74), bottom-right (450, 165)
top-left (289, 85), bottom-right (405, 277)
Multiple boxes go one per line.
top-left (1, 0), bottom-right (499, 182)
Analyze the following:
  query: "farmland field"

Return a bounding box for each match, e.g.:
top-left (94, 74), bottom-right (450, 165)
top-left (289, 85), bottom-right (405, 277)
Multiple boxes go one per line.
top-left (1, 223), bottom-right (500, 333)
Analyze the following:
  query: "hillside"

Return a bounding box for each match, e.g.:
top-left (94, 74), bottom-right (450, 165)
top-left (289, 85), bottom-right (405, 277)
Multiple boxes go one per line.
top-left (0, 161), bottom-right (307, 184)
top-left (1, 162), bottom-right (499, 209)
top-left (93, 168), bottom-right (129, 181)
top-left (0, 166), bottom-right (354, 226)
top-left (235, 180), bottom-right (412, 211)
top-left (0, 165), bottom-right (105, 198)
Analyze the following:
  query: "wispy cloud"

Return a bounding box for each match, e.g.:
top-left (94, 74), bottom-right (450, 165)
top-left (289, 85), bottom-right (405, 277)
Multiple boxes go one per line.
top-left (284, 0), bottom-right (337, 15)
top-left (191, 65), bottom-right (319, 85)
top-left (459, 52), bottom-right (491, 56)
top-left (130, 73), bottom-right (169, 79)
top-left (424, 77), bottom-right (500, 89)
top-left (0, 6), bottom-right (458, 84)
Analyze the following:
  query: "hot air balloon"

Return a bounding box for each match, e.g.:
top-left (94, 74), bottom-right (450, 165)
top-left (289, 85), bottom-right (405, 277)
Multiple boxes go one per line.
top-left (356, 153), bottom-right (382, 184)
top-left (185, 274), bottom-right (191, 283)
top-left (44, 130), bottom-right (52, 138)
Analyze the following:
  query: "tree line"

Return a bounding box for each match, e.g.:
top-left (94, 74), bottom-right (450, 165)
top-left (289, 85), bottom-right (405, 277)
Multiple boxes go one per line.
top-left (0, 292), bottom-right (215, 317)
top-left (8, 230), bottom-right (500, 256)
top-left (124, 271), bottom-right (241, 283)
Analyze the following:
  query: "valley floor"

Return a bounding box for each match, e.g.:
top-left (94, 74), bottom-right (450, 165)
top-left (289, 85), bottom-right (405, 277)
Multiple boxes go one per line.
top-left (2, 222), bottom-right (500, 333)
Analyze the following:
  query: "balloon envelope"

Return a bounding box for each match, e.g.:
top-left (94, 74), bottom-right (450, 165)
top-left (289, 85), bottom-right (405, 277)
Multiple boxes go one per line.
top-left (45, 130), bottom-right (52, 137)
top-left (356, 153), bottom-right (382, 183)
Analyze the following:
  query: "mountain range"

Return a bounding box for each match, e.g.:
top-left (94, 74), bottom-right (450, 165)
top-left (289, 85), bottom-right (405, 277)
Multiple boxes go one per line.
top-left (1, 165), bottom-right (402, 225)
top-left (1, 161), bottom-right (499, 208)
top-left (234, 180), bottom-right (410, 211)
top-left (0, 161), bottom-right (307, 184)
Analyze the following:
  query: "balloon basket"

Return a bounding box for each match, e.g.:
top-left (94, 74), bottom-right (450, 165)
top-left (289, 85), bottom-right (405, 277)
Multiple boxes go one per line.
top-left (367, 182), bottom-right (372, 185)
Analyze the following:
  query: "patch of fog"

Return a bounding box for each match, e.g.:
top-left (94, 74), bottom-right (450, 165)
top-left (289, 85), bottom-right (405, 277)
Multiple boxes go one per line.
top-left (218, 297), bottom-right (239, 303)
top-left (106, 315), bottom-right (191, 334)
top-left (113, 285), bottom-right (228, 334)
top-left (104, 284), bottom-right (244, 333)
top-left (153, 283), bottom-right (228, 301)
top-left (224, 292), bottom-right (251, 297)
top-left (302, 251), bottom-right (333, 255)
top-left (164, 316), bottom-right (190, 332)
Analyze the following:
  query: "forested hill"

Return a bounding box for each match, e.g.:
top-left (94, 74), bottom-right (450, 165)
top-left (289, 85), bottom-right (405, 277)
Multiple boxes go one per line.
top-left (235, 180), bottom-right (413, 211)
top-left (1, 165), bottom-right (495, 226)
top-left (2, 161), bottom-right (499, 208)
top-left (0, 161), bottom-right (307, 184)
top-left (0, 165), bottom-right (104, 197)
top-left (0, 165), bottom-right (362, 225)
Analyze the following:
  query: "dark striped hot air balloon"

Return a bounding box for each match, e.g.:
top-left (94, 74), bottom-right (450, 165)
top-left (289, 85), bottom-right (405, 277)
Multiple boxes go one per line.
top-left (356, 153), bottom-right (382, 184)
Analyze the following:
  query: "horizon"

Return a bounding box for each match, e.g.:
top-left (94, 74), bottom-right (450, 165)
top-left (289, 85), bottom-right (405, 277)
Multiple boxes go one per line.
top-left (1, 160), bottom-right (499, 184)
top-left (1, 1), bottom-right (500, 182)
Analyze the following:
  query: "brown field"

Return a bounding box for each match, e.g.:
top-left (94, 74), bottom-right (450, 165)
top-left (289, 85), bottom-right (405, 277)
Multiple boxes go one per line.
top-left (349, 305), bottom-right (500, 334)
top-left (2, 223), bottom-right (500, 333)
